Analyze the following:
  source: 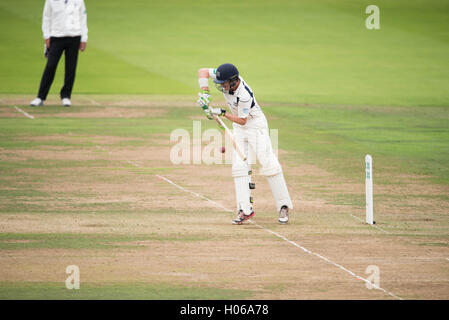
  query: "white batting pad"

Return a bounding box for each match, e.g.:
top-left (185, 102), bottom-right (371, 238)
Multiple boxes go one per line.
top-left (267, 172), bottom-right (293, 211)
top-left (234, 176), bottom-right (252, 215)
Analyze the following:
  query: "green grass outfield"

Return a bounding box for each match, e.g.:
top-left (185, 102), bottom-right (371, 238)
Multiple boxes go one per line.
top-left (0, 0), bottom-right (448, 105)
top-left (0, 0), bottom-right (448, 300)
top-left (0, 282), bottom-right (250, 300)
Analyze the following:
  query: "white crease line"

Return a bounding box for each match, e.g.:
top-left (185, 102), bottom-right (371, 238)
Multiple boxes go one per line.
top-left (14, 106), bottom-right (35, 119)
top-left (96, 145), bottom-right (142, 168)
top-left (97, 146), bottom-right (224, 208)
top-left (127, 160), bottom-right (141, 167)
top-left (155, 174), bottom-right (403, 300)
top-left (156, 174), bottom-right (232, 213)
top-left (349, 214), bottom-right (392, 234)
top-left (85, 96), bottom-right (101, 106)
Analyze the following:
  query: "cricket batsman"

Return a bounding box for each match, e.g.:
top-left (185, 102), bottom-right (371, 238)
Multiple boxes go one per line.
top-left (197, 63), bottom-right (293, 225)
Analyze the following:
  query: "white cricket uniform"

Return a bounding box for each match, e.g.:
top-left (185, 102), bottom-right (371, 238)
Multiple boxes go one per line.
top-left (208, 68), bottom-right (293, 215)
top-left (42, 0), bottom-right (88, 42)
top-left (209, 69), bottom-right (266, 130)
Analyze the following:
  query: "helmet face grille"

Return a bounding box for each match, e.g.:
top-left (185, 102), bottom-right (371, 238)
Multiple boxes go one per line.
top-left (214, 82), bottom-right (225, 93)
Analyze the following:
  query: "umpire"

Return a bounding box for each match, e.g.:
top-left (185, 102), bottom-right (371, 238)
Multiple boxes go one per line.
top-left (30, 0), bottom-right (88, 107)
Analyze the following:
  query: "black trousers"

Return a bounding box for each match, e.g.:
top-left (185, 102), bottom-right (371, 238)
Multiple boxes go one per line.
top-left (37, 36), bottom-right (81, 100)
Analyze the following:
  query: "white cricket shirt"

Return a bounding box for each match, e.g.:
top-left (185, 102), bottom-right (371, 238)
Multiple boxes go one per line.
top-left (42, 0), bottom-right (88, 42)
top-left (209, 68), bottom-right (268, 129)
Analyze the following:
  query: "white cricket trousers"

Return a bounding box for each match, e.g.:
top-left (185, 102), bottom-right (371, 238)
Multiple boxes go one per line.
top-left (232, 123), bottom-right (293, 215)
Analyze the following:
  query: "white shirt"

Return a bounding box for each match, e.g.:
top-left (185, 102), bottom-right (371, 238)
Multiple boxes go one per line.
top-left (209, 68), bottom-right (268, 129)
top-left (42, 0), bottom-right (88, 42)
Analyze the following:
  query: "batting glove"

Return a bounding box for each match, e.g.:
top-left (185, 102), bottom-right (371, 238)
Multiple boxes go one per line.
top-left (197, 91), bottom-right (211, 109)
top-left (204, 109), bottom-right (214, 120)
top-left (210, 108), bottom-right (226, 117)
top-left (197, 91), bottom-right (214, 120)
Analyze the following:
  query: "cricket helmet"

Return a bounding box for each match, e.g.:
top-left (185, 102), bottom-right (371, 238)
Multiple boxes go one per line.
top-left (214, 63), bottom-right (239, 84)
top-left (214, 63), bottom-right (240, 94)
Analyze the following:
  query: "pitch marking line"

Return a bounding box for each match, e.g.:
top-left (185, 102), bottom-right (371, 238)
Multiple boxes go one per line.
top-left (156, 174), bottom-right (234, 213)
top-left (96, 146), bottom-right (142, 168)
top-left (85, 96), bottom-right (101, 106)
top-left (14, 106), bottom-right (35, 119)
top-left (155, 174), bottom-right (403, 300)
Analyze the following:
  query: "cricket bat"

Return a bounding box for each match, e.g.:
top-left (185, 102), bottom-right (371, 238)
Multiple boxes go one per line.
top-left (207, 105), bottom-right (247, 161)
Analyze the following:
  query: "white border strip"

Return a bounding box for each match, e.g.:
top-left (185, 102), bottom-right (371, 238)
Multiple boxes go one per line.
top-left (14, 106), bottom-right (34, 119)
top-left (155, 174), bottom-right (403, 300)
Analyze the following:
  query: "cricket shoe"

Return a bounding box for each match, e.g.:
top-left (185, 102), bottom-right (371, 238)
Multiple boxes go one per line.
top-left (62, 98), bottom-right (71, 107)
top-left (278, 205), bottom-right (289, 224)
top-left (30, 98), bottom-right (44, 106)
top-left (232, 210), bottom-right (255, 225)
